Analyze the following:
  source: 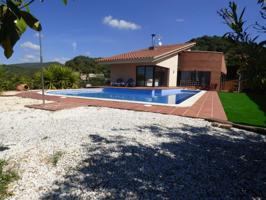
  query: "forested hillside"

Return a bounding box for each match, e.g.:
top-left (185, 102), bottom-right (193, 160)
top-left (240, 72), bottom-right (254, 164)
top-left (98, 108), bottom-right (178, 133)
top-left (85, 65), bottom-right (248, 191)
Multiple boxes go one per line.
top-left (1, 62), bottom-right (59, 76)
top-left (0, 57), bottom-right (110, 91)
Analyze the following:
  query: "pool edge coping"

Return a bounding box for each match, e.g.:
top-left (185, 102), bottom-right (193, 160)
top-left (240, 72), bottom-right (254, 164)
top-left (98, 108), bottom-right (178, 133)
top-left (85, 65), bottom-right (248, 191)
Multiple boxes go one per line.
top-left (43, 88), bottom-right (206, 108)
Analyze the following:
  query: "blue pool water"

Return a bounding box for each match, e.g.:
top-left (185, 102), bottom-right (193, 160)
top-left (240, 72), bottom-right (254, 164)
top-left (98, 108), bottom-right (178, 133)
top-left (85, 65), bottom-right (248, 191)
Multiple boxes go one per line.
top-left (47, 88), bottom-right (200, 105)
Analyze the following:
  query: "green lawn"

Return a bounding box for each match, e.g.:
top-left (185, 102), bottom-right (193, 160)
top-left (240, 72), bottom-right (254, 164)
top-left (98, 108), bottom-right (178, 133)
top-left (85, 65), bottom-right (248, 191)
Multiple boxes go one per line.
top-left (219, 92), bottom-right (266, 127)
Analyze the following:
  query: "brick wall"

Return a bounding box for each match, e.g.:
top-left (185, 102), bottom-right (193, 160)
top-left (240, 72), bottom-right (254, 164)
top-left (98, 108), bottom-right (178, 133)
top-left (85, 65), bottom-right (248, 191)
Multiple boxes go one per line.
top-left (179, 51), bottom-right (227, 90)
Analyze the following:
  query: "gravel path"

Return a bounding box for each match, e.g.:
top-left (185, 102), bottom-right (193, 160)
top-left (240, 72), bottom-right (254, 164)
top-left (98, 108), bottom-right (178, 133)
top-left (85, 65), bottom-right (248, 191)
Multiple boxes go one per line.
top-left (0, 96), bottom-right (265, 200)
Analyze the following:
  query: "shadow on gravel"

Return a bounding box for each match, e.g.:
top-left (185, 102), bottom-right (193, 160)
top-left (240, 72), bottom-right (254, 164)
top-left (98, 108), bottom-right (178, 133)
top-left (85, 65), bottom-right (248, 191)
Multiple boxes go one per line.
top-left (41, 124), bottom-right (266, 199)
top-left (0, 145), bottom-right (9, 152)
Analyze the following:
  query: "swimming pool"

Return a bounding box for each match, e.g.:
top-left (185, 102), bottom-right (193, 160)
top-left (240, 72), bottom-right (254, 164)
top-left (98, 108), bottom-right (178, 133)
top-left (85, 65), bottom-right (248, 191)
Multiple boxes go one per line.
top-left (47, 88), bottom-right (204, 106)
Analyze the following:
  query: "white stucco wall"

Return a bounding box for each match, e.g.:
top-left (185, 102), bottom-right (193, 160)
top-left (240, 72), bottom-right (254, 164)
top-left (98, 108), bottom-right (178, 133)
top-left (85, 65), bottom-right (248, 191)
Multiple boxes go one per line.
top-left (109, 55), bottom-right (179, 87)
top-left (156, 54), bottom-right (179, 87)
top-left (110, 64), bottom-right (136, 82)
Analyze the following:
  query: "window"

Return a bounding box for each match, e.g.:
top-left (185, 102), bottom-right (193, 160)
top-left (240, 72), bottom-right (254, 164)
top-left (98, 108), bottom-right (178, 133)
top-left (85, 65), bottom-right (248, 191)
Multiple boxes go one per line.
top-left (177, 71), bottom-right (211, 87)
top-left (136, 66), bottom-right (168, 87)
top-left (154, 67), bottom-right (168, 86)
top-left (145, 67), bottom-right (154, 86)
top-left (136, 67), bottom-right (145, 86)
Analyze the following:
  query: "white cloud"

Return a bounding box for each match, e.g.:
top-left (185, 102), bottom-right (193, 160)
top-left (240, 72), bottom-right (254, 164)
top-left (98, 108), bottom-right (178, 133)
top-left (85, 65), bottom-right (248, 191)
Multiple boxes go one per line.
top-left (85, 51), bottom-right (91, 56)
top-left (53, 57), bottom-right (70, 64)
top-left (21, 54), bottom-right (39, 62)
top-left (176, 18), bottom-right (185, 23)
top-left (103, 16), bottom-right (141, 30)
top-left (20, 41), bottom-right (40, 51)
top-left (72, 42), bottom-right (77, 51)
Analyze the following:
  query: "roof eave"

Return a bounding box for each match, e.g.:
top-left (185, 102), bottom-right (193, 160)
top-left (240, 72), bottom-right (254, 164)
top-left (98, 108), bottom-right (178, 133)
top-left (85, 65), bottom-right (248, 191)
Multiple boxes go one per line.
top-left (153, 42), bottom-right (196, 62)
top-left (98, 42), bottom-right (196, 65)
top-left (98, 57), bottom-right (154, 65)
top-left (154, 43), bottom-right (195, 58)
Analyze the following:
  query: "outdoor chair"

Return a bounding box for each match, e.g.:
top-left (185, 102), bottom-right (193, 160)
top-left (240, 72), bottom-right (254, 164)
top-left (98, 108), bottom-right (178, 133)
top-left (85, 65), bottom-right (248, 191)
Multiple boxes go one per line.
top-left (111, 78), bottom-right (125, 87)
top-left (125, 78), bottom-right (135, 87)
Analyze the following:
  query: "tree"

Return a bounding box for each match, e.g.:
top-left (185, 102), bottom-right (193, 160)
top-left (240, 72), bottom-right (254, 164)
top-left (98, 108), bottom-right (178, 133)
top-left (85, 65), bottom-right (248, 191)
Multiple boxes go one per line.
top-left (34, 64), bottom-right (79, 89)
top-left (0, 0), bottom-right (67, 58)
top-left (65, 56), bottom-right (110, 84)
top-left (218, 2), bottom-right (257, 43)
top-left (218, 1), bottom-right (266, 93)
top-left (255, 0), bottom-right (266, 33)
top-left (218, 2), bottom-right (250, 92)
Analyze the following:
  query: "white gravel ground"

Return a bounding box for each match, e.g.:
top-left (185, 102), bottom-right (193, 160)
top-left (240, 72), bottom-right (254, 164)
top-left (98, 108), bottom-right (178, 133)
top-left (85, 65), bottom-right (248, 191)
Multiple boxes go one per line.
top-left (0, 96), bottom-right (265, 200)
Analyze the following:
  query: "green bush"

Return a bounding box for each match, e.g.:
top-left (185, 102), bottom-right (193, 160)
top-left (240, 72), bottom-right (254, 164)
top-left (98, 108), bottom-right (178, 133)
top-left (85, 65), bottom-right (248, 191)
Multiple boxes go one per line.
top-left (0, 66), bottom-right (7, 92)
top-left (0, 160), bottom-right (18, 199)
top-left (0, 66), bottom-right (35, 91)
top-left (49, 151), bottom-right (64, 167)
top-left (34, 64), bottom-right (80, 89)
top-left (88, 77), bottom-right (106, 86)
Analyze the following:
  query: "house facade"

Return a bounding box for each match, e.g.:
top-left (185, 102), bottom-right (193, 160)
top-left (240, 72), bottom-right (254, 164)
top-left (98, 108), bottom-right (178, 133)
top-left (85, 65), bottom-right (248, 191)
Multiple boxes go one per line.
top-left (98, 42), bottom-right (227, 90)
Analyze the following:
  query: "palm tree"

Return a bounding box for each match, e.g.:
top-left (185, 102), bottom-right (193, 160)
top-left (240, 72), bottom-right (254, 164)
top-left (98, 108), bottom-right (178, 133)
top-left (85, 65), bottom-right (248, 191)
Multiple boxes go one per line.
top-left (35, 64), bottom-right (80, 89)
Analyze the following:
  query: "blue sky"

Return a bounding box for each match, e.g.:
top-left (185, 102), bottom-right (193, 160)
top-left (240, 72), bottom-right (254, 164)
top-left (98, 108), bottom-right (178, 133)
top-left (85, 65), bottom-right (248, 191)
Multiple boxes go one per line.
top-left (0, 0), bottom-right (264, 64)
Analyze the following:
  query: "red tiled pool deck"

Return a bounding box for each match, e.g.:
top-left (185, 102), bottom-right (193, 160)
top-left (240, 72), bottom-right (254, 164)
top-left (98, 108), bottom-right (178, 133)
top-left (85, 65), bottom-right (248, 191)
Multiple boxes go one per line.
top-left (16, 91), bottom-right (227, 122)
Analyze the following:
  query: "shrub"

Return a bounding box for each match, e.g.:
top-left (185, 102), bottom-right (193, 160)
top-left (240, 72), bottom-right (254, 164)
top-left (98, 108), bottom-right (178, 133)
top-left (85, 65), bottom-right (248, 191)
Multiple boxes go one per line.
top-left (0, 160), bottom-right (18, 199)
top-left (49, 151), bottom-right (64, 167)
top-left (34, 64), bottom-right (80, 89)
top-left (0, 67), bottom-right (6, 93)
top-left (88, 77), bottom-right (107, 86)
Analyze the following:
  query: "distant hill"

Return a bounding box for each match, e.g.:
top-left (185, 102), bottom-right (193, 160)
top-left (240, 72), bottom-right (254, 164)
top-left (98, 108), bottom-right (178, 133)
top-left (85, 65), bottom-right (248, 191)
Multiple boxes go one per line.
top-left (189, 35), bottom-right (234, 52)
top-left (6, 62), bottom-right (60, 69)
top-left (2, 62), bottom-right (60, 77)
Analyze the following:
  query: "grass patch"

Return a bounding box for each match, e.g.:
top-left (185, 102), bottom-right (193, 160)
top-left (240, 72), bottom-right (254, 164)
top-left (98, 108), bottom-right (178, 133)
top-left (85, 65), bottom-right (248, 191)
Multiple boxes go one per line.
top-left (49, 151), bottom-right (64, 167)
top-left (219, 92), bottom-right (266, 127)
top-left (0, 160), bottom-right (18, 200)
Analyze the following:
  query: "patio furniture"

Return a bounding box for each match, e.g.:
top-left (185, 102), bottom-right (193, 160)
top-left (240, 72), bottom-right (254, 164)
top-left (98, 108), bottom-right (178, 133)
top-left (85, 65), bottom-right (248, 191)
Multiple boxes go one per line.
top-left (154, 79), bottom-right (159, 87)
top-left (210, 83), bottom-right (218, 90)
top-left (125, 78), bottom-right (135, 87)
top-left (146, 79), bottom-right (153, 86)
top-left (111, 78), bottom-right (125, 86)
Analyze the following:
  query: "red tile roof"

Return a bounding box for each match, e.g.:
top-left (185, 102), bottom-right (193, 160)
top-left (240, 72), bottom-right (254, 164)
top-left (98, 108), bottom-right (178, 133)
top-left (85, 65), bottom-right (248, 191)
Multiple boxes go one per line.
top-left (98, 42), bottom-right (196, 63)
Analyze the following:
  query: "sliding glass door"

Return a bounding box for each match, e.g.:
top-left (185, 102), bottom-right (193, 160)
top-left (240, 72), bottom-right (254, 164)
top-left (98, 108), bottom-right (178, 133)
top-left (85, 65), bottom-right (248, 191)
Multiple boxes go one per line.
top-left (154, 67), bottom-right (168, 86)
top-left (136, 66), bottom-right (168, 87)
top-left (136, 67), bottom-right (145, 86)
top-left (145, 67), bottom-right (154, 86)
top-left (177, 71), bottom-right (211, 87)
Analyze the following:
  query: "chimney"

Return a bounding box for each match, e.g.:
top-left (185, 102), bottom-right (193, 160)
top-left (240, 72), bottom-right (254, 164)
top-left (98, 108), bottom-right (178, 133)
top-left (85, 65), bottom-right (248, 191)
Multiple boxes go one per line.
top-left (149, 34), bottom-right (162, 50)
top-left (149, 34), bottom-right (156, 50)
